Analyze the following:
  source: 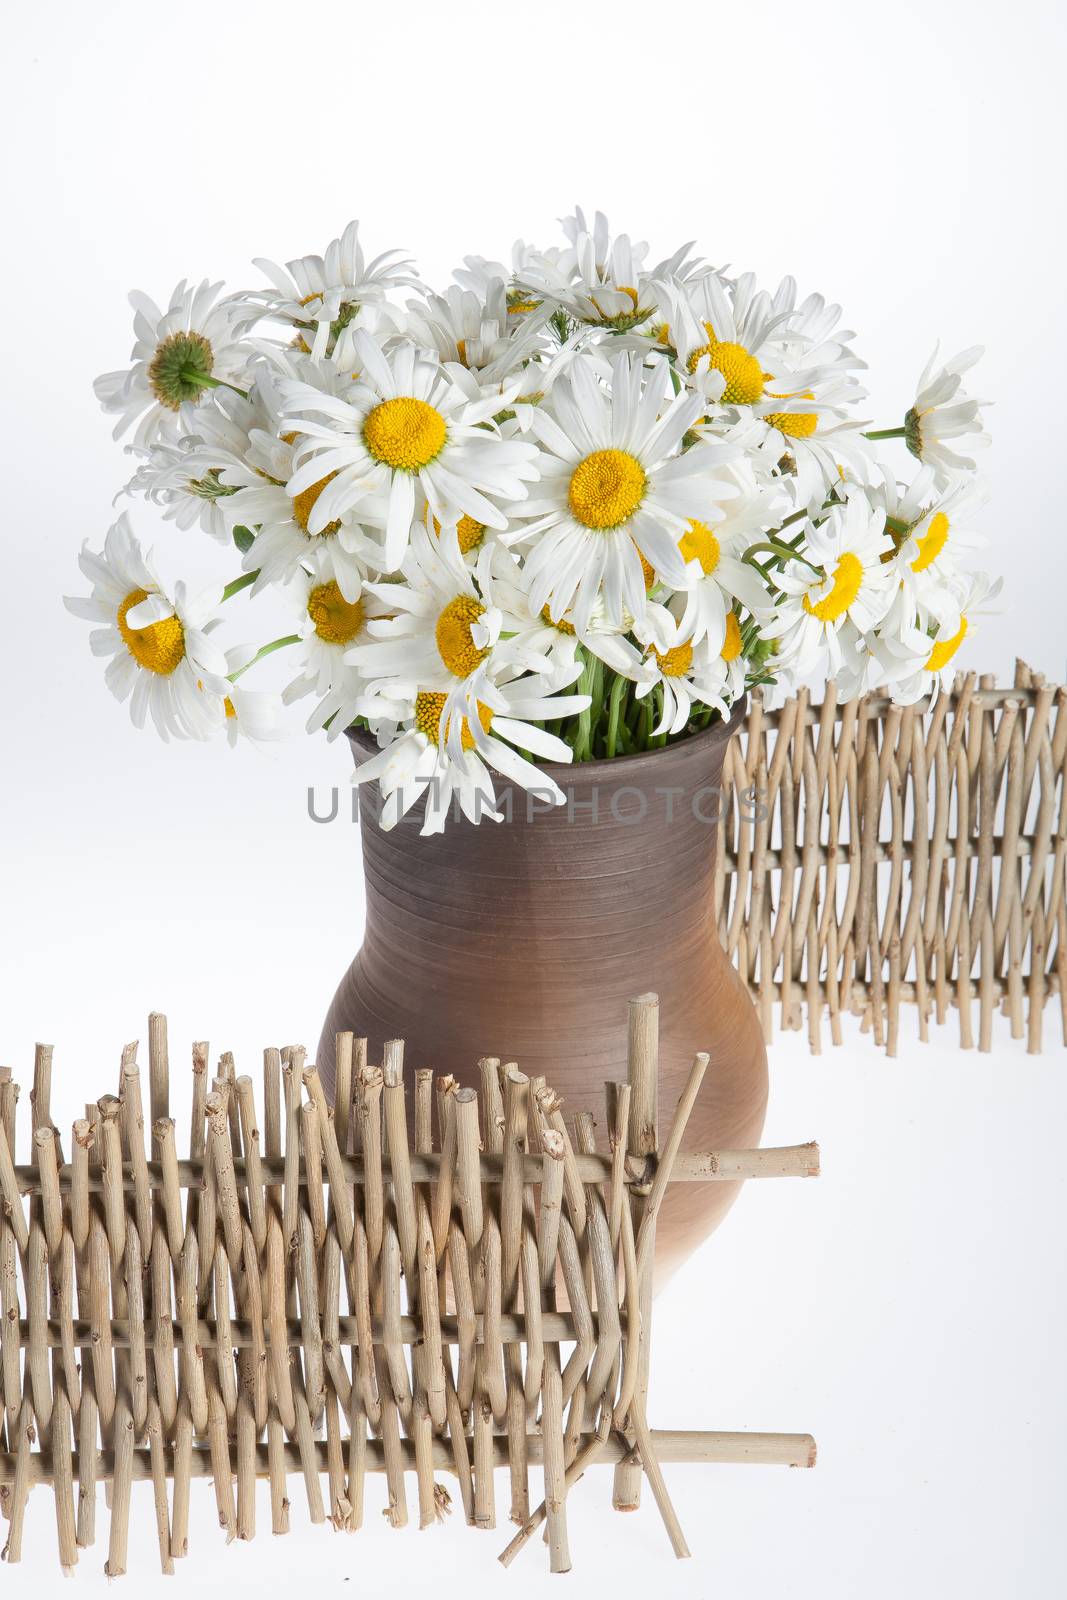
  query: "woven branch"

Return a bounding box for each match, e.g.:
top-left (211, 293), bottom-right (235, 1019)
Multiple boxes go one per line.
top-left (717, 663), bottom-right (1067, 1055)
top-left (0, 999), bottom-right (816, 1577)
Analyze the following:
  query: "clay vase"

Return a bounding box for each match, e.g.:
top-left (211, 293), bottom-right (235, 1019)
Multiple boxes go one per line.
top-left (316, 698), bottom-right (767, 1284)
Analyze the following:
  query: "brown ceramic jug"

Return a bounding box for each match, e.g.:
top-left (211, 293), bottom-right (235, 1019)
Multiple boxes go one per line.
top-left (316, 698), bottom-right (767, 1283)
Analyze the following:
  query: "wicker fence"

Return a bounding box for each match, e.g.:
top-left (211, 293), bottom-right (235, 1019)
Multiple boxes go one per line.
top-left (716, 664), bottom-right (1067, 1055)
top-left (0, 1000), bottom-right (817, 1576)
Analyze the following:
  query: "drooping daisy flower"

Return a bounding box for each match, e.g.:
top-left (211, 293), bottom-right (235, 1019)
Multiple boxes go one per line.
top-left (632, 608), bottom-right (740, 735)
top-left (665, 463), bottom-right (789, 650)
top-left (404, 279), bottom-right (552, 376)
top-left (175, 346), bottom-right (380, 596)
top-left (516, 208), bottom-right (701, 333)
top-left (352, 668), bottom-right (591, 836)
top-left (770, 492), bottom-right (897, 677)
top-left (281, 559), bottom-right (399, 738)
top-left (64, 514), bottom-right (229, 740)
top-left (841, 570), bottom-right (1002, 704)
top-left (879, 465), bottom-right (988, 619)
top-left (123, 387), bottom-right (262, 543)
top-left (514, 351), bottom-right (738, 634)
top-left (198, 647), bottom-right (284, 747)
top-left (94, 281), bottom-right (256, 450)
top-left (750, 404), bottom-right (881, 513)
top-left (453, 239), bottom-right (566, 303)
top-left (487, 546), bottom-right (648, 685)
top-left (905, 346), bottom-right (989, 479)
top-left (279, 330), bottom-right (540, 571)
top-left (251, 220), bottom-right (420, 332)
top-left (768, 277), bottom-right (867, 379)
top-left (916, 569), bottom-right (1002, 676)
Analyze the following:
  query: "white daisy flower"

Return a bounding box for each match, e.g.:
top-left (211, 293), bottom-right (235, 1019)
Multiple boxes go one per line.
top-left (404, 279), bottom-right (552, 376)
top-left (453, 239), bottom-right (566, 303)
top-left (665, 463), bottom-right (789, 650)
top-left (879, 465), bottom-right (988, 618)
top-left (251, 220), bottom-right (420, 331)
top-left (632, 609), bottom-right (740, 736)
top-left (278, 330), bottom-right (540, 572)
top-left (915, 569), bottom-right (1002, 675)
top-left (841, 570), bottom-right (1002, 704)
top-left (351, 669), bottom-right (591, 836)
top-left (664, 271), bottom-right (798, 409)
top-left (448, 321), bottom-right (595, 440)
top-left (198, 647), bottom-right (284, 747)
top-left (515, 350), bottom-right (738, 634)
top-left (94, 280), bottom-right (255, 450)
top-left (344, 519), bottom-right (546, 723)
top-left (752, 406), bottom-right (881, 513)
top-left (281, 560), bottom-right (399, 738)
top-left (769, 491), bottom-right (897, 678)
top-left (517, 208), bottom-right (702, 333)
top-left (768, 277), bottom-right (867, 378)
top-left (179, 351), bottom-right (371, 597)
top-left (904, 345), bottom-right (989, 479)
top-left (123, 388), bottom-right (262, 544)
top-left (743, 342), bottom-right (874, 510)
top-left (64, 514), bottom-right (228, 740)
top-left (473, 542), bottom-right (647, 685)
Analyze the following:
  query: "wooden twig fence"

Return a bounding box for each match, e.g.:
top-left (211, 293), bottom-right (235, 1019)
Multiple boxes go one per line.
top-left (0, 998), bottom-right (817, 1576)
top-left (717, 664), bottom-right (1067, 1055)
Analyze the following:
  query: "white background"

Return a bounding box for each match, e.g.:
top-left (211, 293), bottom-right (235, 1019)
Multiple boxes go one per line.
top-left (2, 0), bottom-right (1066, 1593)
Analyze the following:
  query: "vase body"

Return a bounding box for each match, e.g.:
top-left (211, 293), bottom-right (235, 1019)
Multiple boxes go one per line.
top-left (316, 700), bottom-right (768, 1283)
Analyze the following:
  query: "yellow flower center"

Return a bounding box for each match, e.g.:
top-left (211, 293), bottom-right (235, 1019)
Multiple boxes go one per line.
top-left (363, 397), bottom-right (447, 471)
top-left (635, 545), bottom-right (656, 588)
top-left (307, 581), bottom-right (365, 645)
top-left (678, 519), bottom-right (721, 576)
top-left (568, 449), bottom-right (647, 530)
top-left (765, 388), bottom-right (817, 438)
top-left (414, 691), bottom-right (494, 750)
top-left (721, 613), bottom-right (743, 661)
top-left (292, 471), bottom-right (341, 537)
top-left (224, 696), bottom-right (237, 719)
top-left (911, 511), bottom-right (950, 573)
top-left (687, 329), bottom-right (765, 405)
top-left (432, 512), bottom-right (485, 554)
top-left (802, 552), bottom-right (864, 623)
top-left (765, 409), bottom-right (818, 438)
top-left (117, 588), bottom-right (185, 676)
top-left (925, 615), bottom-right (968, 672)
top-left (651, 641), bottom-right (694, 678)
top-left (507, 295), bottom-right (541, 316)
top-left (540, 605), bottom-right (576, 635)
top-left (435, 595), bottom-right (489, 677)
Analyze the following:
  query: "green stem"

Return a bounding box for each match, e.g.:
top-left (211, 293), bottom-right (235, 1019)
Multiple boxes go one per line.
top-left (572, 649), bottom-right (595, 762)
top-left (184, 370), bottom-right (250, 401)
top-left (605, 671), bottom-right (628, 759)
top-left (221, 570), bottom-right (259, 602)
top-left (743, 539), bottom-right (824, 576)
top-left (227, 634), bottom-right (300, 683)
top-left (863, 426), bottom-right (906, 441)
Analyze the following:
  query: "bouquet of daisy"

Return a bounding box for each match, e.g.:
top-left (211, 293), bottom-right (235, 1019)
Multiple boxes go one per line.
top-left (69, 210), bottom-right (994, 832)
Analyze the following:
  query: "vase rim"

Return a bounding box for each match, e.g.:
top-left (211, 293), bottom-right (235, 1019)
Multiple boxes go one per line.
top-left (345, 692), bottom-right (746, 784)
